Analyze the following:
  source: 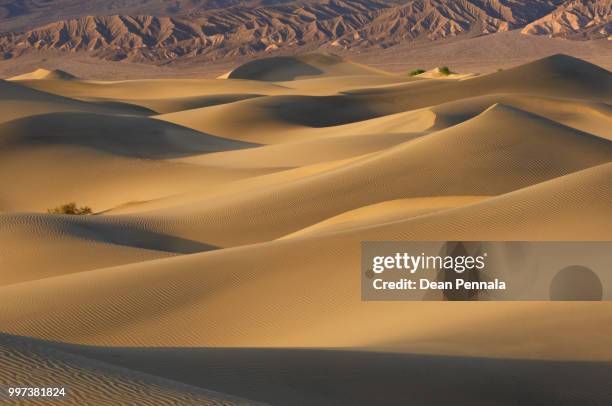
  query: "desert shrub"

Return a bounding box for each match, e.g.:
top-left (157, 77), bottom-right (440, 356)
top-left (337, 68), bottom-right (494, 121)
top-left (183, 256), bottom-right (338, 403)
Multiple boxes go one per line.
top-left (409, 69), bottom-right (426, 76)
top-left (438, 66), bottom-right (451, 75)
top-left (47, 202), bottom-right (93, 215)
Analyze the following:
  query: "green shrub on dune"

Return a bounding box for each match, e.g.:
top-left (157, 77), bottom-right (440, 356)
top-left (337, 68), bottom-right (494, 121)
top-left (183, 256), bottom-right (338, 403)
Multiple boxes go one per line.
top-left (438, 66), bottom-right (451, 75)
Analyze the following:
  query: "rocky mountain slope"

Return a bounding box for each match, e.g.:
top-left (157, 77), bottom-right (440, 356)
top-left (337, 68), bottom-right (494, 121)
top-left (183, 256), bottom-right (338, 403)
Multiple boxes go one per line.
top-left (0, 0), bottom-right (606, 64)
top-left (0, 0), bottom-right (252, 32)
top-left (522, 0), bottom-right (611, 40)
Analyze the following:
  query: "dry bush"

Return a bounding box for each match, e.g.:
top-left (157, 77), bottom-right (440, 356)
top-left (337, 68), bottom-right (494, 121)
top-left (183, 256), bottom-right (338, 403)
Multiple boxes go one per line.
top-left (47, 202), bottom-right (93, 215)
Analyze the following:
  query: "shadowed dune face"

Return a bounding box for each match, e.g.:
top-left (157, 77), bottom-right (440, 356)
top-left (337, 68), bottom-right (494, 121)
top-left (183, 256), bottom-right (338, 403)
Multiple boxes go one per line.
top-left (0, 53), bottom-right (611, 404)
top-left (0, 112), bottom-right (256, 158)
top-left (3, 334), bottom-right (612, 406)
top-left (229, 56), bottom-right (326, 81)
top-left (0, 334), bottom-right (266, 405)
top-left (227, 53), bottom-right (389, 81)
top-left (0, 79), bottom-right (147, 122)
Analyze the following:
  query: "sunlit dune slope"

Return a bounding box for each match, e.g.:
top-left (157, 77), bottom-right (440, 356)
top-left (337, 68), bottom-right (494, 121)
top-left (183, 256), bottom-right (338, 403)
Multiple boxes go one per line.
top-left (123, 94), bottom-right (265, 114)
top-left (3, 103), bottom-right (599, 257)
top-left (8, 68), bottom-right (78, 81)
top-left (175, 131), bottom-right (426, 168)
top-left (280, 196), bottom-right (490, 239)
top-left (428, 94), bottom-right (612, 139)
top-left (149, 105), bottom-right (612, 247)
top-left (0, 165), bottom-right (610, 358)
top-left (0, 212), bottom-right (214, 286)
top-left (275, 74), bottom-right (415, 94)
top-left (0, 141), bottom-right (267, 214)
top-left (347, 54), bottom-right (612, 109)
top-left (9, 77), bottom-right (288, 100)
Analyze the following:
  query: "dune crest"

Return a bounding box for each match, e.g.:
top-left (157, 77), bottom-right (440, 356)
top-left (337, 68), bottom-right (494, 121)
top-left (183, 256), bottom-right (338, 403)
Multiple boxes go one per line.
top-left (8, 68), bottom-right (78, 81)
top-left (227, 53), bottom-right (389, 81)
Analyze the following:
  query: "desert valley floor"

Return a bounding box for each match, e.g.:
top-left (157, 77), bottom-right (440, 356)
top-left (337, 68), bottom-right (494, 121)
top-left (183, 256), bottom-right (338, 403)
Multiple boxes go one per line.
top-left (0, 53), bottom-right (611, 405)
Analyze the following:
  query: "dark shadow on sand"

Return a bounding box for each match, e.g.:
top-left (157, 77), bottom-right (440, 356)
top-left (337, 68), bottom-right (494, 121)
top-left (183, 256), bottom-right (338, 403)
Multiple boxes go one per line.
top-left (3, 334), bottom-right (611, 406)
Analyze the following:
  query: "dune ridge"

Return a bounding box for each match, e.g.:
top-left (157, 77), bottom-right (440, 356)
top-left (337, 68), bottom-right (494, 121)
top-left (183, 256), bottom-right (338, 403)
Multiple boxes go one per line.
top-left (8, 68), bottom-right (78, 81)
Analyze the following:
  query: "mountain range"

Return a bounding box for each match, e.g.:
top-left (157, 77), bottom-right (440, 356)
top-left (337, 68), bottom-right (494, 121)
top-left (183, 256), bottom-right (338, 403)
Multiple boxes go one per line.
top-left (0, 0), bottom-right (609, 64)
top-left (522, 0), bottom-right (611, 40)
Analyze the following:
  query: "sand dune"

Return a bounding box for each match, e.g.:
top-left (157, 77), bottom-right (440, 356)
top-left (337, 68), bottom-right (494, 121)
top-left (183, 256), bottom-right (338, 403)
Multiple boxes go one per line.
top-left (102, 155), bottom-right (374, 215)
top-left (0, 79), bottom-right (145, 123)
top-left (347, 54), bottom-right (612, 110)
top-left (120, 94), bottom-right (265, 114)
top-left (0, 134), bottom-right (267, 212)
top-left (0, 53), bottom-right (610, 404)
top-left (157, 55), bottom-right (611, 145)
top-left (152, 105), bottom-right (612, 247)
top-left (10, 77), bottom-right (288, 100)
top-left (414, 67), bottom-right (475, 80)
top-left (275, 74), bottom-right (415, 95)
top-left (0, 212), bottom-right (218, 286)
top-left (280, 196), bottom-right (490, 239)
top-left (0, 165), bottom-right (610, 352)
top-left (227, 53), bottom-right (391, 81)
top-left (157, 94), bottom-right (395, 143)
top-left (5, 102), bottom-right (607, 251)
top-left (461, 54), bottom-right (612, 101)
top-left (8, 68), bottom-right (78, 81)
top-left (428, 94), bottom-right (612, 138)
top-left (157, 96), bottom-right (439, 143)
top-left (175, 131), bottom-right (426, 168)
top-left (0, 112), bottom-right (255, 158)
